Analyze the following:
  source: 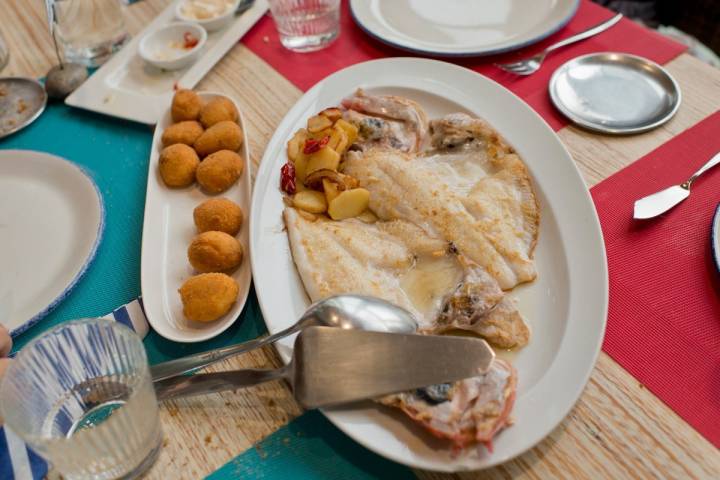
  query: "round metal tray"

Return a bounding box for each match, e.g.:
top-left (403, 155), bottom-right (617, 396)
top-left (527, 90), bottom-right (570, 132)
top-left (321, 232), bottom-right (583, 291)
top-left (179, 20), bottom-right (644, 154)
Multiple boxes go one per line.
top-left (549, 53), bottom-right (681, 134)
top-left (0, 77), bottom-right (47, 139)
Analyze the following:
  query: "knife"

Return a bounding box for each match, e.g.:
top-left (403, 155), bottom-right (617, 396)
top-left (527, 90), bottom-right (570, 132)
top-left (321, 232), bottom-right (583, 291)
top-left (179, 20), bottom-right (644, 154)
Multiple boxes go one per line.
top-left (634, 151), bottom-right (720, 219)
top-left (154, 326), bottom-right (495, 409)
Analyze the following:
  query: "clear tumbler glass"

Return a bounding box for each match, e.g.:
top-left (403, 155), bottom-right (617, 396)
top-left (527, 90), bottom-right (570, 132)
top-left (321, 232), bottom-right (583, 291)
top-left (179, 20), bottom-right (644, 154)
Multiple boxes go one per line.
top-left (0, 31), bottom-right (9, 71)
top-left (51, 0), bottom-right (130, 67)
top-left (0, 319), bottom-right (161, 480)
top-left (268, 0), bottom-right (340, 52)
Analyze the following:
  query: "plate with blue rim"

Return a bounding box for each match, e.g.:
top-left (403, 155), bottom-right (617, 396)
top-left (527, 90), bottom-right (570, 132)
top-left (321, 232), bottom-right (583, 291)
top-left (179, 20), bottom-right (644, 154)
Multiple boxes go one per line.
top-left (712, 204), bottom-right (720, 273)
top-left (349, 0), bottom-right (579, 57)
top-left (0, 150), bottom-right (104, 337)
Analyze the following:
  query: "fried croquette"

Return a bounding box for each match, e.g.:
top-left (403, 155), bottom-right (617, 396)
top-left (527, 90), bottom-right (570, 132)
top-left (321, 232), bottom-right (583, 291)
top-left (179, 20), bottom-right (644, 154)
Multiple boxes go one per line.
top-left (188, 231), bottom-right (243, 273)
top-left (161, 121), bottom-right (204, 146)
top-left (159, 144), bottom-right (200, 187)
top-left (194, 198), bottom-right (244, 235)
top-left (199, 97), bottom-right (238, 128)
top-left (196, 150), bottom-right (244, 193)
top-left (171, 89), bottom-right (202, 122)
top-left (179, 273), bottom-right (239, 322)
top-left (193, 120), bottom-right (243, 157)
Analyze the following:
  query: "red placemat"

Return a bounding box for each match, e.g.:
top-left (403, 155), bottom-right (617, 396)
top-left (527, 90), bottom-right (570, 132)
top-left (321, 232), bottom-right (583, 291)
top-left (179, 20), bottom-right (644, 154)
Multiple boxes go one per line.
top-left (591, 110), bottom-right (720, 448)
top-left (243, 0), bottom-right (686, 130)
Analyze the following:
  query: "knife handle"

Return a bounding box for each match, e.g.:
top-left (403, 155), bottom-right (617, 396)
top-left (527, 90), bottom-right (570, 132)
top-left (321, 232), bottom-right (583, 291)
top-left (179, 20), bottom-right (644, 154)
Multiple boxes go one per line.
top-left (688, 152), bottom-right (720, 186)
top-left (154, 364), bottom-right (291, 402)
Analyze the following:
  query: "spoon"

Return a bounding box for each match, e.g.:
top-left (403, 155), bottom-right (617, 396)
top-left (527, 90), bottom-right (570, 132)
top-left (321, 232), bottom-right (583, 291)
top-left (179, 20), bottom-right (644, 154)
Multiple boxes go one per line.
top-left (150, 294), bottom-right (418, 382)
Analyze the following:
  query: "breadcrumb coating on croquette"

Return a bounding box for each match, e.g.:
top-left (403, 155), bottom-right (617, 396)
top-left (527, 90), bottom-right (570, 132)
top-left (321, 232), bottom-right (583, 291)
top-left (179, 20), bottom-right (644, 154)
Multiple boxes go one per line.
top-left (199, 97), bottom-right (238, 128)
top-left (188, 230), bottom-right (243, 273)
top-left (159, 143), bottom-right (199, 187)
top-left (194, 121), bottom-right (244, 157)
top-left (196, 150), bottom-right (244, 193)
top-left (162, 121), bottom-right (204, 146)
top-left (194, 198), bottom-right (244, 235)
top-left (179, 273), bottom-right (239, 322)
top-left (171, 89), bottom-right (202, 122)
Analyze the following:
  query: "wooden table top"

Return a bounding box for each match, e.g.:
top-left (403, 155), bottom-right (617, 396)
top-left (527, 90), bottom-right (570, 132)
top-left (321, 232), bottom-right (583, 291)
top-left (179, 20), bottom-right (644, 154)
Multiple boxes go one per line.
top-left (2, 1), bottom-right (720, 478)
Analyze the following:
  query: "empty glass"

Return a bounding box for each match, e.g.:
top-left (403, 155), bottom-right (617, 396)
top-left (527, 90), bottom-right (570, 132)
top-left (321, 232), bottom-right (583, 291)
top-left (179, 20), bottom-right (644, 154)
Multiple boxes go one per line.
top-left (0, 31), bottom-right (8, 71)
top-left (0, 319), bottom-right (161, 480)
top-left (51, 0), bottom-right (130, 67)
top-left (268, 0), bottom-right (340, 52)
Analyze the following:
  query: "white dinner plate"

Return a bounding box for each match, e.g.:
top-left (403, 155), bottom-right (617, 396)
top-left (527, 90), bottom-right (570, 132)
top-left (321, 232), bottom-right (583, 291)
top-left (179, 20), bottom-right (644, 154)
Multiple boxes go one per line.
top-left (65, 0), bottom-right (268, 124)
top-left (250, 58), bottom-right (608, 471)
top-left (350, 0), bottom-right (579, 57)
top-left (141, 92), bottom-right (252, 343)
top-left (0, 150), bottom-right (104, 336)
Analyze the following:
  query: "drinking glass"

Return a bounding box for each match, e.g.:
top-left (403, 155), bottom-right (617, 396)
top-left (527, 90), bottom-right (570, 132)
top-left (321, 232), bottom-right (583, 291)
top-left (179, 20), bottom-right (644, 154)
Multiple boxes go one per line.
top-left (51, 0), bottom-right (130, 67)
top-left (0, 31), bottom-right (9, 71)
top-left (268, 0), bottom-right (340, 52)
top-left (0, 319), bottom-right (161, 480)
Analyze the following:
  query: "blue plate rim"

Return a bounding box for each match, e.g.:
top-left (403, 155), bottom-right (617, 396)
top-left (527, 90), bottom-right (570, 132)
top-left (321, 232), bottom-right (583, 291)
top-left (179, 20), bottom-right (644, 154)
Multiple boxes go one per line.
top-left (712, 203), bottom-right (720, 275)
top-left (348, 0), bottom-right (581, 58)
top-left (8, 152), bottom-right (106, 338)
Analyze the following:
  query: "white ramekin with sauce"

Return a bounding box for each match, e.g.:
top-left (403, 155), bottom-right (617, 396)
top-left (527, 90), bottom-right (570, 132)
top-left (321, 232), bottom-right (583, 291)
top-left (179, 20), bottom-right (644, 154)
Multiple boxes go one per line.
top-left (176, 0), bottom-right (241, 32)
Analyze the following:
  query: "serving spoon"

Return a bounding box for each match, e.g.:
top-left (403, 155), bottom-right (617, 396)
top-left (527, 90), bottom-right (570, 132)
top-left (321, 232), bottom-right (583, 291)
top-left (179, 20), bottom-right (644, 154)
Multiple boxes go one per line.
top-left (150, 295), bottom-right (418, 382)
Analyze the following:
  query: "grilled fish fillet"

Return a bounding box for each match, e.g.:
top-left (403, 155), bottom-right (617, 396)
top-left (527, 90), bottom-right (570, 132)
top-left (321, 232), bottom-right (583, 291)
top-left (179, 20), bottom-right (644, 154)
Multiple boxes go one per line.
top-left (343, 126), bottom-right (538, 290)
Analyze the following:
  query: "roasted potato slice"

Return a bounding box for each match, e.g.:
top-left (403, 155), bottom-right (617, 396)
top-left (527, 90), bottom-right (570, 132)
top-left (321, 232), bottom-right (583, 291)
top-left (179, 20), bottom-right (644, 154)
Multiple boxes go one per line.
top-left (287, 129), bottom-right (307, 163)
top-left (293, 190), bottom-right (328, 214)
top-left (307, 114), bottom-right (333, 133)
top-left (328, 188), bottom-right (370, 220)
top-left (327, 126), bottom-right (349, 155)
top-left (319, 108), bottom-right (342, 122)
top-left (334, 119), bottom-right (359, 146)
top-left (294, 152), bottom-right (310, 183)
top-left (323, 178), bottom-right (341, 204)
top-left (306, 147), bottom-right (340, 175)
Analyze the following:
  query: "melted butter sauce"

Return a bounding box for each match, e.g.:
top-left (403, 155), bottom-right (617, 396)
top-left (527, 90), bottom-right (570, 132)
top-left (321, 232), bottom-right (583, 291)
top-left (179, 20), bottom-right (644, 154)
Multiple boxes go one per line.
top-left (399, 253), bottom-right (463, 320)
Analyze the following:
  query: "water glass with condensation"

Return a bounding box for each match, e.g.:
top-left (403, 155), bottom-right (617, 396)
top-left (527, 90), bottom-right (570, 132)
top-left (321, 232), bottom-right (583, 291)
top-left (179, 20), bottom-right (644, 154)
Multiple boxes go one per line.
top-left (51, 0), bottom-right (130, 67)
top-left (0, 319), bottom-right (162, 480)
top-left (268, 0), bottom-right (340, 52)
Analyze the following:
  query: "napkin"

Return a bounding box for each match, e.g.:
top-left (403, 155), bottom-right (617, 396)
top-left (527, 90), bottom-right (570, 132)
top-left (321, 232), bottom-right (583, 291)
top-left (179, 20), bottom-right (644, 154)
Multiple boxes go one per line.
top-left (0, 299), bottom-right (149, 480)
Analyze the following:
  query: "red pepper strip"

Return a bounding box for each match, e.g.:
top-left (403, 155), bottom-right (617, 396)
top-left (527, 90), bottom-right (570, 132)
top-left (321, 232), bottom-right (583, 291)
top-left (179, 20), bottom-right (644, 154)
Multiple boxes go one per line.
top-left (303, 136), bottom-right (330, 154)
top-left (280, 162), bottom-right (296, 194)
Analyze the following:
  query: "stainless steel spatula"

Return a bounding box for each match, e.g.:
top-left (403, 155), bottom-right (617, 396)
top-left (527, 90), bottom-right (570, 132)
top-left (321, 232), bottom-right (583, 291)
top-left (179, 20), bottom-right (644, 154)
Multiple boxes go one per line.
top-left (154, 326), bottom-right (495, 409)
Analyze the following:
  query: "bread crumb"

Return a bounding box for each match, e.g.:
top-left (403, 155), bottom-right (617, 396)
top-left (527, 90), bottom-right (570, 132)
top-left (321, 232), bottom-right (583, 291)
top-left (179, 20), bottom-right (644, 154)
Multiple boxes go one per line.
top-left (16, 99), bottom-right (27, 114)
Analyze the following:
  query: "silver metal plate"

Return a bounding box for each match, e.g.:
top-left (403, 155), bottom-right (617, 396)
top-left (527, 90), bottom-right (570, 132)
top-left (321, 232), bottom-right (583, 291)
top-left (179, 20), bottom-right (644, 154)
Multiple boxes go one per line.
top-left (0, 77), bottom-right (47, 140)
top-left (549, 53), bottom-right (680, 134)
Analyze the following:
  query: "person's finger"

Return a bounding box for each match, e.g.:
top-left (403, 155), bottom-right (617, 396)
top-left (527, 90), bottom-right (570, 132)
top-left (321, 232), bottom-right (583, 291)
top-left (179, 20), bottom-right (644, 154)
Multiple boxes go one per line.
top-left (0, 358), bottom-right (10, 379)
top-left (0, 324), bottom-right (11, 357)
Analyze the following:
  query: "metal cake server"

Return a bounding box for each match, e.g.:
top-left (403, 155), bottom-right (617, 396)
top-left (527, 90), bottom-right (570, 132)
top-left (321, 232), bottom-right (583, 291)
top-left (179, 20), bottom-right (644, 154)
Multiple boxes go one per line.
top-left (154, 326), bottom-right (495, 408)
top-left (633, 151), bottom-right (720, 219)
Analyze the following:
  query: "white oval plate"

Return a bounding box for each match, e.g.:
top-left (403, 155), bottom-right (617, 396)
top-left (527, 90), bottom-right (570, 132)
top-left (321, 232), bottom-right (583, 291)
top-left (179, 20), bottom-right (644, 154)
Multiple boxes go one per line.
top-left (141, 92), bottom-right (252, 343)
top-left (0, 150), bottom-right (104, 336)
top-left (250, 58), bottom-right (608, 471)
top-left (350, 0), bottom-right (579, 57)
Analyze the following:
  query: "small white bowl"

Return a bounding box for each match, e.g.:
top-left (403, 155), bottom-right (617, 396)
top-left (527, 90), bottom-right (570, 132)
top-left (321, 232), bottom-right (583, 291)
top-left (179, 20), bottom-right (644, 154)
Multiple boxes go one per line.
top-left (175, 0), bottom-right (241, 32)
top-left (139, 22), bottom-right (207, 71)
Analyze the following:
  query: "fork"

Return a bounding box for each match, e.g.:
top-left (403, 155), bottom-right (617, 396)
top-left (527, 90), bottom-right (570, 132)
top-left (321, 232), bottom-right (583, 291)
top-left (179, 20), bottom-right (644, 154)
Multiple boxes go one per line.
top-left (495, 13), bottom-right (623, 75)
